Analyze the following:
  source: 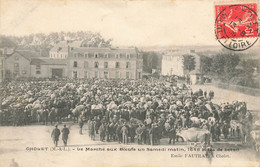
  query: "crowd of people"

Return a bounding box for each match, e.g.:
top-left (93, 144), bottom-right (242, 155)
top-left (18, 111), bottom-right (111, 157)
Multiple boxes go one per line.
top-left (0, 78), bottom-right (253, 146)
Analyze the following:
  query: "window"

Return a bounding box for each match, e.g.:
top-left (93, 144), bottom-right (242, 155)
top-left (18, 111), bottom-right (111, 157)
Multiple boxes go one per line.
top-left (36, 64), bottom-right (41, 74)
top-left (104, 72), bottom-right (108, 79)
top-left (115, 62), bottom-right (120, 68)
top-left (94, 62), bottom-right (99, 68)
top-left (13, 71), bottom-right (19, 77)
top-left (73, 71), bottom-right (77, 79)
top-left (126, 62), bottom-right (130, 69)
top-left (84, 53), bottom-right (88, 58)
top-left (14, 63), bottom-right (19, 71)
top-left (138, 72), bottom-right (142, 79)
top-left (73, 61), bottom-right (78, 68)
top-left (73, 53), bottom-right (78, 58)
top-left (104, 53), bottom-right (108, 58)
top-left (36, 64), bottom-right (41, 70)
top-left (126, 54), bottom-right (130, 59)
top-left (104, 62), bottom-right (108, 68)
top-left (115, 54), bottom-right (119, 59)
top-left (84, 71), bottom-right (88, 78)
top-left (95, 53), bottom-right (99, 58)
top-left (115, 71), bottom-right (119, 79)
top-left (84, 61), bottom-right (88, 68)
top-left (94, 71), bottom-right (98, 78)
top-left (126, 72), bottom-right (130, 79)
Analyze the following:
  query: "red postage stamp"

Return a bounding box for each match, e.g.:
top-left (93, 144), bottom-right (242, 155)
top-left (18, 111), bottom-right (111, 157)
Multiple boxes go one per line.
top-left (215, 3), bottom-right (259, 51)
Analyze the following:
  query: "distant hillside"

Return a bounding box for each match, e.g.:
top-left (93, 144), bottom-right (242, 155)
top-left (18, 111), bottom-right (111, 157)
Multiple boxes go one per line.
top-left (141, 44), bottom-right (260, 60)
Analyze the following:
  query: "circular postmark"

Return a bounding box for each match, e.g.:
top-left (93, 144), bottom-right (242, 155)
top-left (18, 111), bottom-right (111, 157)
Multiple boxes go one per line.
top-left (215, 4), bottom-right (259, 51)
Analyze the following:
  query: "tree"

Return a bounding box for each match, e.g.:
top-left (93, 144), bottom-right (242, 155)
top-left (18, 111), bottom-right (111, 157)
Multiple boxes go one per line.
top-left (211, 54), bottom-right (225, 76)
top-left (223, 54), bottom-right (240, 74)
top-left (183, 54), bottom-right (196, 72)
top-left (235, 59), bottom-right (260, 88)
top-left (0, 36), bottom-right (17, 48)
top-left (211, 53), bottom-right (240, 81)
top-left (141, 51), bottom-right (161, 73)
top-left (1, 31), bottom-right (113, 49)
top-left (200, 55), bottom-right (213, 75)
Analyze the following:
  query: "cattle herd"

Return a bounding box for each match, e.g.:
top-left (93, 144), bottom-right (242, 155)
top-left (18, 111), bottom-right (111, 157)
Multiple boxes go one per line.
top-left (0, 78), bottom-right (259, 151)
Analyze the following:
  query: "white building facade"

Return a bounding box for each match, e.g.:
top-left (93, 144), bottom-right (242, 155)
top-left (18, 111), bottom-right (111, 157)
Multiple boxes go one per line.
top-left (161, 50), bottom-right (200, 77)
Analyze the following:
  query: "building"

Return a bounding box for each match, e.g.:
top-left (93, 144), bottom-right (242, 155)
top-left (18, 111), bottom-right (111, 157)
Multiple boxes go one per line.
top-left (4, 50), bottom-right (41, 79)
top-left (161, 50), bottom-right (200, 77)
top-left (0, 48), bottom-right (15, 82)
top-left (190, 69), bottom-right (202, 85)
top-left (30, 58), bottom-right (67, 78)
top-left (49, 40), bottom-right (83, 59)
top-left (162, 52), bottom-right (184, 76)
top-left (67, 47), bottom-right (143, 79)
top-left (1, 43), bottom-right (143, 80)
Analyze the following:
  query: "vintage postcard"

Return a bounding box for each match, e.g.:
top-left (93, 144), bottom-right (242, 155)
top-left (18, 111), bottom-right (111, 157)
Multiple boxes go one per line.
top-left (0, 0), bottom-right (260, 167)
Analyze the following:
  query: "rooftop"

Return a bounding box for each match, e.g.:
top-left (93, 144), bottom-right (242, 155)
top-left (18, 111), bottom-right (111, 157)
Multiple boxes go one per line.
top-left (72, 47), bottom-right (137, 54)
top-left (50, 40), bottom-right (84, 52)
top-left (31, 57), bottom-right (67, 65)
top-left (6, 50), bottom-right (41, 60)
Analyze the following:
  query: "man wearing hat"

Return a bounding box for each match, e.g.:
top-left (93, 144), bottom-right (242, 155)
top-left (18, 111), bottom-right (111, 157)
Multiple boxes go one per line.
top-left (136, 124), bottom-right (144, 144)
top-left (51, 125), bottom-right (61, 147)
top-left (149, 123), bottom-right (156, 145)
top-left (121, 123), bottom-right (128, 144)
top-left (62, 124), bottom-right (70, 146)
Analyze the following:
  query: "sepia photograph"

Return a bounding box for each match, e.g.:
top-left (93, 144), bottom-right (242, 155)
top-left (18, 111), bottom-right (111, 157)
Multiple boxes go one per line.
top-left (0, 0), bottom-right (260, 167)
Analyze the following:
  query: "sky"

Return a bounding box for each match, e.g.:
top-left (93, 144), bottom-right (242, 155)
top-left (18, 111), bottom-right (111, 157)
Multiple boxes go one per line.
top-left (0, 0), bottom-right (219, 47)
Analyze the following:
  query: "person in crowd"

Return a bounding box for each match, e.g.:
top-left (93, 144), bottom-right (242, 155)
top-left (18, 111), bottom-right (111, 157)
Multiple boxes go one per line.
top-left (204, 91), bottom-right (207, 99)
top-left (0, 78), bottom-right (250, 146)
top-left (99, 122), bottom-right (106, 142)
top-left (168, 125), bottom-right (176, 144)
top-left (116, 123), bottom-right (123, 144)
top-left (222, 121), bottom-right (229, 139)
top-left (136, 124), bottom-right (144, 144)
top-left (215, 122), bottom-right (221, 141)
top-left (51, 125), bottom-right (61, 147)
top-left (206, 145), bottom-right (214, 165)
top-left (149, 123), bottom-right (156, 145)
top-left (79, 116), bottom-right (84, 135)
top-left (61, 124), bottom-right (70, 146)
top-left (121, 123), bottom-right (128, 144)
top-left (209, 122), bottom-right (215, 142)
top-left (90, 120), bottom-right (96, 140)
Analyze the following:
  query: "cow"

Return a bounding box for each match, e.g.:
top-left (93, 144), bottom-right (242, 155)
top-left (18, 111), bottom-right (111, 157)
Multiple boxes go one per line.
top-left (177, 127), bottom-right (210, 148)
